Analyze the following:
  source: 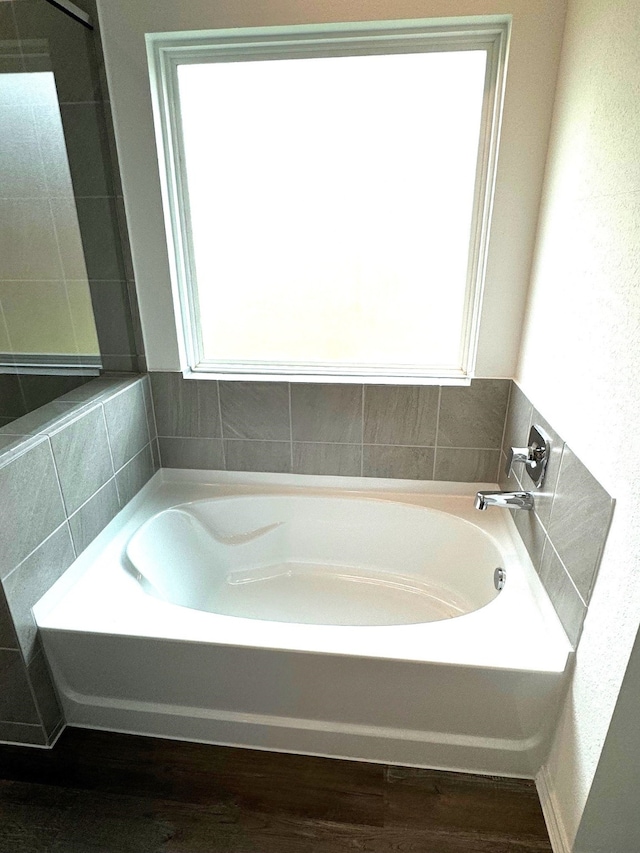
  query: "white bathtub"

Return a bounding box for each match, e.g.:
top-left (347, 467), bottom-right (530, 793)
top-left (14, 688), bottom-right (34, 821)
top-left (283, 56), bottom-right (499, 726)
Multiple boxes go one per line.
top-left (35, 470), bottom-right (572, 778)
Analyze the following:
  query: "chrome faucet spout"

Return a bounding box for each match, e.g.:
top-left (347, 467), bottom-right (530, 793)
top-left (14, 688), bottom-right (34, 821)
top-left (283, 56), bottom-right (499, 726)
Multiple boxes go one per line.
top-left (474, 490), bottom-right (535, 511)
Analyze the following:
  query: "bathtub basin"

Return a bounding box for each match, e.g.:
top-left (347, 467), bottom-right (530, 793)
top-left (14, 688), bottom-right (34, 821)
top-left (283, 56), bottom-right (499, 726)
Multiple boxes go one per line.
top-left (35, 470), bottom-right (572, 778)
top-left (126, 495), bottom-right (502, 626)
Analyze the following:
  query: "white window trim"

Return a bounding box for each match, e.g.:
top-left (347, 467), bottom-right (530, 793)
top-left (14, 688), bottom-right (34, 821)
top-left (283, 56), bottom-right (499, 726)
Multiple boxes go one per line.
top-left (146, 19), bottom-right (510, 385)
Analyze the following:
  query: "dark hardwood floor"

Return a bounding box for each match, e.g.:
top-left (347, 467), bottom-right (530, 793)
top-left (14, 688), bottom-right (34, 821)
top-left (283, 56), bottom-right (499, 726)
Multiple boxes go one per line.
top-left (0, 728), bottom-right (552, 852)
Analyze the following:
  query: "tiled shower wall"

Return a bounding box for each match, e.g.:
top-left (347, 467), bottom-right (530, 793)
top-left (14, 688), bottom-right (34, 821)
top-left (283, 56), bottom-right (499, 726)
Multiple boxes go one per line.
top-left (0, 375), bottom-right (158, 746)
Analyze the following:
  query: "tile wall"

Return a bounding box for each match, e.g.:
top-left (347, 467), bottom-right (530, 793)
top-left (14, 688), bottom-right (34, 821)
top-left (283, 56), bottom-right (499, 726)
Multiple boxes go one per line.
top-left (151, 374), bottom-right (511, 483)
top-left (499, 384), bottom-right (614, 646)
top-left (0, 375), bottom-right (158, 746)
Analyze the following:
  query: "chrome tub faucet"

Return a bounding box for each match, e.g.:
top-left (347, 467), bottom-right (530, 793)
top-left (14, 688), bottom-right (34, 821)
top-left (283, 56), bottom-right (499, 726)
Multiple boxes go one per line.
top-left (474, 491), bottom-right (535, 511)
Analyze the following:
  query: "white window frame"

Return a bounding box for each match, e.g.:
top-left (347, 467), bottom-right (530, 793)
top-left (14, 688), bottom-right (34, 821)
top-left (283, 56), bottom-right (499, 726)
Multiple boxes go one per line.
top-left (146, 20), bottom-right (510, 384)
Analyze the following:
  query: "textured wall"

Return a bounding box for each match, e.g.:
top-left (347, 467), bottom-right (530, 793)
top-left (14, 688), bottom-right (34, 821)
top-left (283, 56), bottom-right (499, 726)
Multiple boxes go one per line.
top-left (516, 0), bottom-right (640, 848)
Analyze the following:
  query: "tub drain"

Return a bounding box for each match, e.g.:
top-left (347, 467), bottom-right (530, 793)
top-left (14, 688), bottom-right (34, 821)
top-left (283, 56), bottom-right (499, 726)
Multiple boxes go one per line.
top-left (494, 567), bottom-right (506, 591)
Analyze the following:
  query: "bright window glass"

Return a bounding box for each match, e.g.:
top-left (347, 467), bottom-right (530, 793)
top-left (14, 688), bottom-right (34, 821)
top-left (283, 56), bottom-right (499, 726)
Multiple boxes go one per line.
top-left (176, 49), bottom-right (488, 376)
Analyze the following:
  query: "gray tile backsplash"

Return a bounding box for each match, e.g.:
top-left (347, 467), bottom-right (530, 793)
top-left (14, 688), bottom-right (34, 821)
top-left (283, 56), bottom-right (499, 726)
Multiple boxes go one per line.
top-left (438, 379), bottom-right (510, 449)
top-left (291, 383), bottom-right (363, 443)
top-left (103, 381), bottom-right (150, 470)
top-left (49, 406), bottom-right (114, 514)
top-left (292, 442), bottom-right (361, 477)
top-left (539, 542), bottom-right (586, 648)
top-left (220, 381), bottom-right (289, 440)
top-left (153, 374), bottom-right (511, 483)
top-left (0, 438), bottom-right (66, 580)
top-left (362, 445), bottom-right (436, 480)
top-left (158, 437), bottom-right (225, 470)
top-left (68, 477), bottom-right (120, 556)
top-left (115, 444), bottom-right (155, 508)
top-left (501, 383), bottom-right (614, 648)
top-left (0, 375), bottom-right (158, 746)
top-left (363, 385), bottom-right (439, 446)
top-left (434, 448), bottom-right (501, 483)
top-left (3, 524), bottom-right (75, 663)
top-left (151, 372), bottom-right (221, 439)
top-left (546, 447), bottom-right (613, 601)
top-left (224, 439), bottom-right (291, 474)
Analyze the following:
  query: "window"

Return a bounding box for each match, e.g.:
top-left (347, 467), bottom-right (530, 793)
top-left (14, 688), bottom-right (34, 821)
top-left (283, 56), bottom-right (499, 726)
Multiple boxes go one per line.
top-left (147, 21), bottom-right (509, 382)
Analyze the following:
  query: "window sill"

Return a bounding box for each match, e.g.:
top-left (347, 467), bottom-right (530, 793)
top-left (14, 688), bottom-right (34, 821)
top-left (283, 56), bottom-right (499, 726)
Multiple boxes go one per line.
top-left (181, 368), bottom-right (473, 386)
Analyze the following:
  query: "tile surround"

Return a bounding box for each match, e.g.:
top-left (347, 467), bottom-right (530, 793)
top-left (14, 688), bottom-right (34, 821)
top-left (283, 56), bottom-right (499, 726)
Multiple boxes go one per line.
top-left (291, 384), bottom-right (363, 444)
top-left (438, 380), bottom-right (510, 449)
top-left (2, 523), bottom-right (75, 663)
top-left (500, 384), bottom-right (614, 647)
top-left (224, 439), bottom-right (291, 474)
top-left (152, 373), bottom-right (511, 483)
top-left (49, 406), bottom-right (113, 514)
top-left (292, 442), bottom-right (362, 477)
top-left (362, 445), bottom-right (436, 480)
top-left (220, 381), bottom-right (288, 440)
top-left (68, 477), bottom-right (121, 556)
top-left (363, 385), bottom-right (439, 446)
top-left (0, 375), bottom-right (158, 746)
top-left (151, 372), bottom-right (220, 439)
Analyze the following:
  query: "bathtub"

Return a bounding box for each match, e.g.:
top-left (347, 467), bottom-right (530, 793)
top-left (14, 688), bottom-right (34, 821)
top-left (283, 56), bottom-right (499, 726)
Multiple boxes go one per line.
top-left (34, 470), bottom-right (572, 778)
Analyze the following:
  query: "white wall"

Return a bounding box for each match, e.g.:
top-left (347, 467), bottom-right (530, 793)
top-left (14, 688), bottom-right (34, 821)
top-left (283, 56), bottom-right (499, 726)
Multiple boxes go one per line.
top-left (517, 0), bottom-right (640, 849)
top-left (96, 0), bottom-right (566, 376)
top-left (573, 628), bottom-right (640, 852)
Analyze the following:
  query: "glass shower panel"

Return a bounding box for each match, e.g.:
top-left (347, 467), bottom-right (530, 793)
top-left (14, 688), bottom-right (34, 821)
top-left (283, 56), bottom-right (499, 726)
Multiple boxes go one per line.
top-left (0, 70), bottom-right (100, 372)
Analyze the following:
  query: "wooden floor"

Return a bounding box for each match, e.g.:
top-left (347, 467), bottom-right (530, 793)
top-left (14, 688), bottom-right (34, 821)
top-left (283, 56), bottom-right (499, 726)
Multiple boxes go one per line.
top-left (0, 728), bottom-right (552, 852)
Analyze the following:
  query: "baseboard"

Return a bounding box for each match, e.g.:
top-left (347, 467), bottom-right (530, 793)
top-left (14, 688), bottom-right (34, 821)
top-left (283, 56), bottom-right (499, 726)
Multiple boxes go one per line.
top-left (537, 765), bottom-right (572, 853)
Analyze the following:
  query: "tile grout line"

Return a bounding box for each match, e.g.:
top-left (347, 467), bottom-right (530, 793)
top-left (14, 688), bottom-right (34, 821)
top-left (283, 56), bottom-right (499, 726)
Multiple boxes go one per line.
top-left (433, 386), bottom-right (442, 479)
top-left (216, 380), bottom-right (227, 471)
top-left (44, 436), bottom-right (77, 558)
top-left (100, 403), bottom-right (121, 505)
top-left (1, 518), bottom-right (72, 584)
top-left (21, 646), bottom-right (50, 737)
top-left (67, 474), bottom-right (119, 523)
top-left (153, 434), bottom-right (504, 451)
top-left (497, 381), bottom-right (513, 481)
top-left (360, 385), bottom-right (365, 477)
top-left (544, 534), bottom-right (587, 609)
top-left (288, 383), bottom-right (293, 472)
top-left (143, 376), bottom-right (159, 447)
top-left (149, 377), bottom-right (165, 469)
